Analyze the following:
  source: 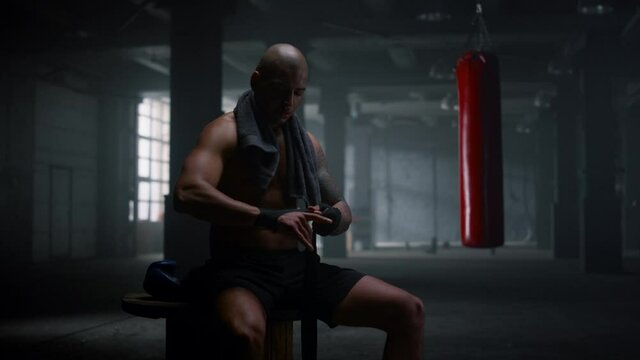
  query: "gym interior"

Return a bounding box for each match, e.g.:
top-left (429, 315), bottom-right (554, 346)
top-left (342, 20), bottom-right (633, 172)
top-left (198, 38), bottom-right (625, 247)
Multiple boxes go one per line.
top-left (2, 1), bottom-right (639, 359)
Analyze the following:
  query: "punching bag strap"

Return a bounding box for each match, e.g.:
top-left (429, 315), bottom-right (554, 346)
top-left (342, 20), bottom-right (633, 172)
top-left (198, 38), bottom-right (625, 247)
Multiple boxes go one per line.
top-left (465, 2), bottom-right (494, 52)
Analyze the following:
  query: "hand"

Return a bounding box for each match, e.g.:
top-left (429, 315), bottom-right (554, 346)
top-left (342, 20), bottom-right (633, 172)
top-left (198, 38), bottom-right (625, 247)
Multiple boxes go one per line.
top-left (254, 207), bottom-right (332, 251)
top-left (307, 205), bottom-right (322, 214)
top-left (276, 210), bottom-right (332, 251)
top-left (312, 203), bottom-right (342, 236)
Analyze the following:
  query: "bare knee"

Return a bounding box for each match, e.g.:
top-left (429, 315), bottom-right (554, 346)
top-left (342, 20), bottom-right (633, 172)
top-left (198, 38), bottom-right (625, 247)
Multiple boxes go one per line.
top-left (215, 288), bottom-right (267, 353)
top-left (390, 294), bottom-right (424, 333)
top-left (410, 295), bottom-right (425, 329)
top-left (226, 314), bottom-right (266, 349)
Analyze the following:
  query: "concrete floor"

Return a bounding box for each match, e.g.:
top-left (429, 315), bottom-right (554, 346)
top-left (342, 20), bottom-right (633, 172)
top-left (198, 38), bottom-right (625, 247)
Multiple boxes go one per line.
top-left (2, 247), bottom-right (640, 360)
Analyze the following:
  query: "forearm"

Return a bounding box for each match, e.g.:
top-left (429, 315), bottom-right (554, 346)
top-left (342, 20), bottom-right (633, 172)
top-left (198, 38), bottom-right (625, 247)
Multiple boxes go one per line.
top-left (174, 181), bottom-right (259, 226)
top-left (329, 200), bottom-right (351, 235)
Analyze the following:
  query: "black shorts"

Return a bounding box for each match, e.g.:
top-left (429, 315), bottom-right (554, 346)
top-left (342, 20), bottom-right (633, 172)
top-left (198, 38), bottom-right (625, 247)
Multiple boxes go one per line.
top-left (182, 249), bottom-right (365, 328)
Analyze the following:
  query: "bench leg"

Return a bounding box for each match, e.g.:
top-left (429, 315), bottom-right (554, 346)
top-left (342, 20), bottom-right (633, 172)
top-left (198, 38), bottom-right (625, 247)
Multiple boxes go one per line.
top-left (167, 316), bottom-right (214, 360)
top-left (166, 316), bottom-right (293, 360)
top-left (264, 320), bottom-right (293, 360)
top-left (166, 317), bottom-right (192, 360)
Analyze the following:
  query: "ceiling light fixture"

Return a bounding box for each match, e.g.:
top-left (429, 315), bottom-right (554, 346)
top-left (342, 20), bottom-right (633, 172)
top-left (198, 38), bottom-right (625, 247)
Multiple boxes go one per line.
top-left (547, 57), bottom-right (574, 76)
top-left (416, 0), bottom-right (452, 22)
top-left (533, 90), bottom-right (553, 109)
top-left (417, 11), bottom-right (452, 22)
top-left (577, 0), bottom-right (614, 15)
top-left (429, 58), bottom-right (456, 80)
top-left (440, 93), bottom-right (459, 111)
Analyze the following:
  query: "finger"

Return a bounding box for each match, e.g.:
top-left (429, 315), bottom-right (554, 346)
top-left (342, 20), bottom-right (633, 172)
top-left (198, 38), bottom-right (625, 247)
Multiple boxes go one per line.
top-left (299, 216), bottom-right (312, 242)
top-left (304, 208), bottom-right (322, 215)
top-left (304, 213), bottom-right (332, 224)
top-left (294, 228), bottom-right (314, 251)
top-left (305, 218), bottom-right (315, 238)
top-left (287, 213), bottom-right (311, 242)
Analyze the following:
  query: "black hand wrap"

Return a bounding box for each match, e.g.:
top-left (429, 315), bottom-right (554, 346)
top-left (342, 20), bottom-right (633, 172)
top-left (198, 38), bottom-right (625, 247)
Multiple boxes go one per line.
top-left (314, 203), bottom-right (342, 236)
top-left (254, 208), bottom-right (296, 230)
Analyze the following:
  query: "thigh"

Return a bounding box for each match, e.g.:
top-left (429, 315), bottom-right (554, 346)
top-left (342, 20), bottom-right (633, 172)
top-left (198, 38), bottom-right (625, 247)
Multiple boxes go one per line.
top-left (184, 253), bottom-right (286, 318)
top-left (215, 287), bottom-right (267, 330)
top-left (310, 262), bottom-right (365, 327)
top-left (329, 275), bottom-right (419, 329)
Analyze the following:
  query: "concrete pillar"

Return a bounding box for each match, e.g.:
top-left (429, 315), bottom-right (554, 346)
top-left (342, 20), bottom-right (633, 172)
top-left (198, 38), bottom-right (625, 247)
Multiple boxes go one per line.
top-left (429, 143), bottom-right (440, 253)
top-left (319, 86), bottom-right (349, 258)
top-left (553, 75), bottom-right (581, 257)
top-left (581, 24), bottom-right (623, 273)
top-left (97, 95), bottom-right (138, 257)
top-left (0, 56), bottom-right (36, 267)
top-left (534, 107), bottom-right (556, 250)
top-left (622, 98), bottom-right (640, 253)
top-left (165, 0), bottom-right (223, 277)
top-left (348, 120), bottom-right (373, 250)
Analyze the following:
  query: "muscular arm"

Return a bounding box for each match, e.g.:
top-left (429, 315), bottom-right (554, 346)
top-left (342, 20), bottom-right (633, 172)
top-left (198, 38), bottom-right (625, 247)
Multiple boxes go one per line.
top-left (173, 115), bottom-right (260, 226)
top-left (173, 116), bottom-right (331, 250)
top-left (308, 132), bottom-right (352, 235)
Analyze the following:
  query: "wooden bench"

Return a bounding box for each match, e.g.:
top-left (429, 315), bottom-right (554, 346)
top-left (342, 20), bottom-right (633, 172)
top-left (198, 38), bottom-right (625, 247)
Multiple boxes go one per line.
top-left (121, 292), bottom-right (305, 360)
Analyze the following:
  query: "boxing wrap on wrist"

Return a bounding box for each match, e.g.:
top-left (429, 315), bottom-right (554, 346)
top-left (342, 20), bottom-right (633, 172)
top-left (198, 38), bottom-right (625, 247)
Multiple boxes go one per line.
top-left (254, 208), bottom-right (296, 230)
top-left (314, 203), bottom-right (342, 236)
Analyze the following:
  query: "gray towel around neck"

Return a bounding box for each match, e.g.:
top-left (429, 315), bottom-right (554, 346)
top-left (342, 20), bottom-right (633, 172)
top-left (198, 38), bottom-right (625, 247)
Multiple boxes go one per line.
top-left (233, 90), bottom-right (321, 207)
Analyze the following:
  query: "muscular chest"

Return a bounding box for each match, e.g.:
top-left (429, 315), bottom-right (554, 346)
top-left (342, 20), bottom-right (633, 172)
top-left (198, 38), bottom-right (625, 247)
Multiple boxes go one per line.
top-left (271, 137), bottom-right (287, 186)
top-left (261, 134), bottom-right (292, 206)
top-left (219, 135), bottom-right (292, 207)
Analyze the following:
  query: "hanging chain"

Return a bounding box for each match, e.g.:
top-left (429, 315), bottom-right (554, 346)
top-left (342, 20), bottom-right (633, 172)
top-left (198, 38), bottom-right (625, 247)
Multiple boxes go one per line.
top-left (465, 2), bottom-right (494, 52)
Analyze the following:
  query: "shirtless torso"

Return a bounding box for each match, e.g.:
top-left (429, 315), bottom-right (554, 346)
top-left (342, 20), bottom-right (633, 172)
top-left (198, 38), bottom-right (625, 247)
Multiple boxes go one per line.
top-left (214, 112), bottom-right (303, 251)
top-left (174, 110), bottom-right (345, 253)
top-left (172, 43), bottom-right (424, 360)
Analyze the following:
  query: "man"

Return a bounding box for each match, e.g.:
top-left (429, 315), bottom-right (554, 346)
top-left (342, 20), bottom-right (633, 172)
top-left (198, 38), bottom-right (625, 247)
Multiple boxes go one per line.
top-left (174, 43), bottom-right (424, 359)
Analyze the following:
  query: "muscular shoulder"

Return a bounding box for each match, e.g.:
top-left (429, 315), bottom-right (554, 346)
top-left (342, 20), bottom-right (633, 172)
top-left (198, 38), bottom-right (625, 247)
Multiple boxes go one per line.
top-left (198, 112), bottom-right (238, 156)
top-left (306, 131), bottom-right (329, 170)
top-left (306, 131), bottom-right (323, 160)
top-left (306, 131), bottom-right (343, 204)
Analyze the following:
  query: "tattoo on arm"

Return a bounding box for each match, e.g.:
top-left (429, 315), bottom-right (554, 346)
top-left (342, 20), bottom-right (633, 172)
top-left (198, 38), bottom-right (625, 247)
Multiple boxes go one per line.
top-left (318, 168), bottom-right (343, 205)
top-left (312, 135), bottom-right (352, 234)
top-left (315, 144), bottom-right (343, 205)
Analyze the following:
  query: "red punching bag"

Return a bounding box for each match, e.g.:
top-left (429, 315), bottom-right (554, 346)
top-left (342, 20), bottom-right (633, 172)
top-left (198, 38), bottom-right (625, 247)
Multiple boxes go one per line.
top-left (456, 50), bottom-right (504, 248)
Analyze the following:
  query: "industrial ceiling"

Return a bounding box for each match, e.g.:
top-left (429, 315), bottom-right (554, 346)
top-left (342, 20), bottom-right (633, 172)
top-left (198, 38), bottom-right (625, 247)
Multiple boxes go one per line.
top-left (6, 0), bottom-right (640, 127)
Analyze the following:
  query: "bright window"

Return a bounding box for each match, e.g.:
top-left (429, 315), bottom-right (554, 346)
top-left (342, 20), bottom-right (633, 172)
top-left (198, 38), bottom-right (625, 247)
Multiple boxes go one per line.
top-left (136, 97), bottom-right (170, 222)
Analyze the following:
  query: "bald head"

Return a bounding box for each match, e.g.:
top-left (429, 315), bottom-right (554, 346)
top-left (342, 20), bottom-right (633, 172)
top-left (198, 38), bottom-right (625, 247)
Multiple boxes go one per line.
top-left (256, 43), bottom-right (308, 80)
top-left (250, 44), bottom-right (309, 126)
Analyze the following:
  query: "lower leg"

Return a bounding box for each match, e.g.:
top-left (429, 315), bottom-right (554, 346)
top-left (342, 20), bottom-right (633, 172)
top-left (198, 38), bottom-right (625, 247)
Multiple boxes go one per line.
top-left (383, 322), bottom-right (424, 360)
top-left (331, 276), bottom-right (425, 360)
top-left (218, 328), bottom-right (264, 360)
top-left (215, 288), bottom-right (267, 360)
top-left (383, 295), bottom-right (424, 360)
